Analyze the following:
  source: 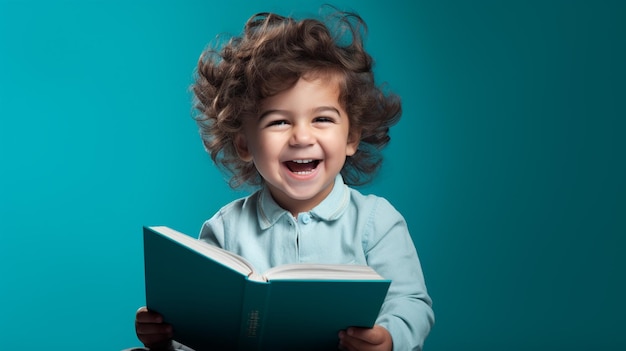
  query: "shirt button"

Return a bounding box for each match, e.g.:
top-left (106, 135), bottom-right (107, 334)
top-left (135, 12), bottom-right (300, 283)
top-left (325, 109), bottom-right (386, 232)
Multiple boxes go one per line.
top-left (301, 213), bottom-right (311, 224)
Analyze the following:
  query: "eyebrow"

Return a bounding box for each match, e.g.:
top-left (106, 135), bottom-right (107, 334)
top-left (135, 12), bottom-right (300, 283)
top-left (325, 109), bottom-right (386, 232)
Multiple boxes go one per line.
top-left (258, 106), bottom-right (342, 120)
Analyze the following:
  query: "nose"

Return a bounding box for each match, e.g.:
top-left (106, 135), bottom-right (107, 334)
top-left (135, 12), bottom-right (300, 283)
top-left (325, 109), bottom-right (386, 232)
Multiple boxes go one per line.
top-left (290, 123), bottom-right (315, 147)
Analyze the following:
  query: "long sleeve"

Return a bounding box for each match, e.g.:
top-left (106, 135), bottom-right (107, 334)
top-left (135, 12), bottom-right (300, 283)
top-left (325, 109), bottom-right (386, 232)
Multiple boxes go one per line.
top-left (171, 340), bottom-right (196, 351)
top-left (363, 197), bottom-right (435, 351)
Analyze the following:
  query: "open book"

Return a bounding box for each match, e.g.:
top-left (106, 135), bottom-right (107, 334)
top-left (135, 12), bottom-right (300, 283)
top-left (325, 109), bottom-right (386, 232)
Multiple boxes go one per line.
top-left (143, 225), bottom-right (391, 351)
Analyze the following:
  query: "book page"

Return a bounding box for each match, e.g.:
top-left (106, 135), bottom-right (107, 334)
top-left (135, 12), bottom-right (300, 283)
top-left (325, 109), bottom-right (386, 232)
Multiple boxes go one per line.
top-left (262, 263), bottom-right (385, 281)
top-left (150, 226), bottom-right (257, 277)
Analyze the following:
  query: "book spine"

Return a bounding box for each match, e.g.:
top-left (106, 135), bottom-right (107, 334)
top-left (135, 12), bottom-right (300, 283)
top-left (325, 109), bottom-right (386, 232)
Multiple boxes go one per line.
top-left (237, 279), bottom-right (270, 350)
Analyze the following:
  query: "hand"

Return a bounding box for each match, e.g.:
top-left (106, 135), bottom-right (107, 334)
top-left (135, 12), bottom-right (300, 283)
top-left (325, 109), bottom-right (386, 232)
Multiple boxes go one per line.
top-left (338, 325), bottom-right (392, 351)
top-left (135, 306), bottom-right (174, 350)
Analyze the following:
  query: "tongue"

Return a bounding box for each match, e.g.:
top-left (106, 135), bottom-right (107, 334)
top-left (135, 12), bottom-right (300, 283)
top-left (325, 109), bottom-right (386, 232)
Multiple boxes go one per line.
top-left (286, 161), bottom-right (318, 173)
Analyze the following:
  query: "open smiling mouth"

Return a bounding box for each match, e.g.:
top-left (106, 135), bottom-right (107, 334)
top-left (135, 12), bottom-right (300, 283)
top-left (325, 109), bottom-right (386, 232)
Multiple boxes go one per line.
top-left (284, 159), bottom-right (321, 175)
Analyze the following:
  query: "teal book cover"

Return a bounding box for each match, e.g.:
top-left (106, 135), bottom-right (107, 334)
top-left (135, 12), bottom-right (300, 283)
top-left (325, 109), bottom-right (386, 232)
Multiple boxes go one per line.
top-left (143, 226), bottom-right (391, 350)
top-left (259, 279), bottom-right (390, 350)
top-left (143, 226), bottom-right (247, 350)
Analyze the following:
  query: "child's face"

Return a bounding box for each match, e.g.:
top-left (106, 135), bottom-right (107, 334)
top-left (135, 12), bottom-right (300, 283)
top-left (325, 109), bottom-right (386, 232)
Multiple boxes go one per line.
top-left (236, 74), bottom-right (359, 215)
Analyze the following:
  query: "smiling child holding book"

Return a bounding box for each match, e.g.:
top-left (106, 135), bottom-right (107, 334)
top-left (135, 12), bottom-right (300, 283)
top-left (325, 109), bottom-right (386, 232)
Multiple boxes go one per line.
top-left (134, 8), bottom-right (434, 351)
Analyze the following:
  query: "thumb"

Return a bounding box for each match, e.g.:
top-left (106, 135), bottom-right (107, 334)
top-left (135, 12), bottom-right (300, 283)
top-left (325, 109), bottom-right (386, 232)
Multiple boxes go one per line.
top-left (346, 326), bottom-right (387, 344)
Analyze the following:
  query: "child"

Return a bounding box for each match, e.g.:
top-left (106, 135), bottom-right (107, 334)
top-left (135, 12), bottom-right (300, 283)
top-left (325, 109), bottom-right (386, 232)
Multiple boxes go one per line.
top-left (134, 9), bottom-right (434, 351)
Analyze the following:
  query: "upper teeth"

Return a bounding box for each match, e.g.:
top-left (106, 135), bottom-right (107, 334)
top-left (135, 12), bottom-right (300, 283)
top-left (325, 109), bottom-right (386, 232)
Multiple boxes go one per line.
top-left (292, 159), bottom-right (314, 163)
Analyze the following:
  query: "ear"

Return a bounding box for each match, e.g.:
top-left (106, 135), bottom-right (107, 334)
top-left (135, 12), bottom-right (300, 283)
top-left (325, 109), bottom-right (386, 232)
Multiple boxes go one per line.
top-left (345, 129), bottom-right (361, 156)
top-left (234, 133), bottom-right (253, 162)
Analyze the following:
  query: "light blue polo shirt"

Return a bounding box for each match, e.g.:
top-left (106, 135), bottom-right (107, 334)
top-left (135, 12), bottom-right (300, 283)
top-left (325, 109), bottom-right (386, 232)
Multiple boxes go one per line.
top-left (199, 174), bottom-right (434, 350)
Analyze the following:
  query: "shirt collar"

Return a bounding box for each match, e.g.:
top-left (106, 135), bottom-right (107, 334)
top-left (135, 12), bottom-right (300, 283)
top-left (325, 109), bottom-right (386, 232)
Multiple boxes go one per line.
top-left (256, 174), bottom-right (351, 230)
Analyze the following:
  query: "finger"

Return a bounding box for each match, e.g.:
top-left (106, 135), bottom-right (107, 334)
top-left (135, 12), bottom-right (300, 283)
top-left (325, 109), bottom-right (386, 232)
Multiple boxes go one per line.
top-left (135, 321), bottom-right (172, 336)
top-left (136, 323), bottom-right (173, 350)
top-left (346, 327), bottom-right (385, 344)
top-left (136, 307), bottom-right (164, 323)
top-left (339, 333), bottom-right (368, 351)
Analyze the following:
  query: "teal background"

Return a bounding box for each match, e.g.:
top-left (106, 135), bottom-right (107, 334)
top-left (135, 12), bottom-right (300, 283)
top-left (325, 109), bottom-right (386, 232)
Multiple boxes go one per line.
top-left (1, 0), bottom-right (624, 350)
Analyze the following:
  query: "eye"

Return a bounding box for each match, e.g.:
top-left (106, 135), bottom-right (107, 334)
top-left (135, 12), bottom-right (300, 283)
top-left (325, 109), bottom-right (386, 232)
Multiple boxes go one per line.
top-left (266, 119), bottom-right (289, 127)
top-left (314, 116), bottom-right (335, 123)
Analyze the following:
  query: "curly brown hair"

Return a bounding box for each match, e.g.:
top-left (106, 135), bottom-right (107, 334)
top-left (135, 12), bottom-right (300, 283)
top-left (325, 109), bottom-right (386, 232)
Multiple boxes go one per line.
top-left (192, 10), bottom-right (401, 188)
